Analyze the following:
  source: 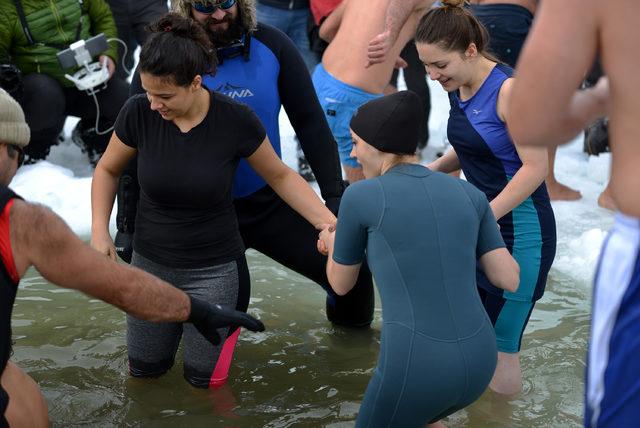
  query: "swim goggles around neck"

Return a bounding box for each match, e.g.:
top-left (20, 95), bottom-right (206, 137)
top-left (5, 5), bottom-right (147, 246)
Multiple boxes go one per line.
top-left (191, 0), bottom-right (236, 14)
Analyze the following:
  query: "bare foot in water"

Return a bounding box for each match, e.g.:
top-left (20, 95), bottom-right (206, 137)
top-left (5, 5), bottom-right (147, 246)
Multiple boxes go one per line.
top-left (598, 183), bottom-right (617, 211)
top-left (546, 179), bottom-right (582, 201)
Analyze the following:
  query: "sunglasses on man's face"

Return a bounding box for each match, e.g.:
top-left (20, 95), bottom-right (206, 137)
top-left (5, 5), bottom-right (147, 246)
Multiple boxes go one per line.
top-left (192, 0), bottom-right (236, 14)
top-left (6, 144), bottom-right (25, 168)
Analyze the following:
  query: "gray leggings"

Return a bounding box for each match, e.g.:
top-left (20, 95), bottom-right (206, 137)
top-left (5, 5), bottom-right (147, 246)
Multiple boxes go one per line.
top-left (127, 252), bottom-right (250, 388)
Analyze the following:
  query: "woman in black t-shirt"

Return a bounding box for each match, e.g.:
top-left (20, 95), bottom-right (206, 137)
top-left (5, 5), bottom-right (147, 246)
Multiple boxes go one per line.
top-left (90, 13), bottom-right (336, 389)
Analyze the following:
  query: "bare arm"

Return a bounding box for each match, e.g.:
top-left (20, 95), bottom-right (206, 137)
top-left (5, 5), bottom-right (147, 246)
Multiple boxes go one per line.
top-left (478, 247), bottom-right (520, 293)
top-left (490, 143), bottom-right (547, 220)
top-left (10, 200), bottom-right (190, 322)
top-left (247, 139), bottom-right (336, 229)
top-left (319, 227), bottom-right (360, 296)
top-left (91, 133), bottom-right (136, 259)
top-left (367, 0), bottom-right (434, 66)
top-left (318, 0), bottom-right (348, 43)
top-left (492, 79), bottom-right (548, 220)
top-left (509, 0), bottom-right (604, 147)
top-left (9, 200), bottom-right (266, 340)
top-left (427, 148), bottom-right (460, 173)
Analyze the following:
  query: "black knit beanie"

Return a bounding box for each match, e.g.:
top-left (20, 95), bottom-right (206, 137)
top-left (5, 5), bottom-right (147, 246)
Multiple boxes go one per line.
top-left (350, 91), bottom-right (424, 155)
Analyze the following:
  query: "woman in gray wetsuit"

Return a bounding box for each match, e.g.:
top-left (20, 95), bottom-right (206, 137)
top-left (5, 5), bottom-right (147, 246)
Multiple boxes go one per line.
top-left (317, 91), bottom-right (521, 427)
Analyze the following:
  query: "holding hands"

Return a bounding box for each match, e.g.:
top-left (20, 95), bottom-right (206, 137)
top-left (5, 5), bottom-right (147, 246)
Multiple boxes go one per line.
top-left (317, 224), bottom-right (336, 256)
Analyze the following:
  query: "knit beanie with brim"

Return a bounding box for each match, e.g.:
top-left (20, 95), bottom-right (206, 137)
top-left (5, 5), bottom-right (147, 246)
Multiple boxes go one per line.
top-left (0, 89), bottom-right (30, 147)
top-left (350, 91), bottom-right (424, 155)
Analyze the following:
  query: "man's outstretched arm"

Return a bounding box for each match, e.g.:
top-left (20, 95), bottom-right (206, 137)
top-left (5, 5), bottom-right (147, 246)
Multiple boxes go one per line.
top-left (9, 200), bottom-right (264, 343)
top-left (508, 0), bottom-right (608, 147)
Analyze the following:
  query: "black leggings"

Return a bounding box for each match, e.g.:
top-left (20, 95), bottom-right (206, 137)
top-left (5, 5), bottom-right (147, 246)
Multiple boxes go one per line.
top-left (19, 73), bottom-right (129, 161)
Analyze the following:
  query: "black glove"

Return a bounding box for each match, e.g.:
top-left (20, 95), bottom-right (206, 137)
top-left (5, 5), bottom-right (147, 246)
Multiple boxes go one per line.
top-left (187, 296), bottom-right (265, 346)
top-left (114, 230), bottom-right (133, 264)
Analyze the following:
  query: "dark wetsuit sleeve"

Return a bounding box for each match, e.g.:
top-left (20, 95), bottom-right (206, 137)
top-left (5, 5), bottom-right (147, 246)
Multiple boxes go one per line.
top-left (475, 193), bottom-right (506, 258)
top-left (332, 184), bottom-right (370, 265)
top-left (266, 28), bottom-right (345, 200)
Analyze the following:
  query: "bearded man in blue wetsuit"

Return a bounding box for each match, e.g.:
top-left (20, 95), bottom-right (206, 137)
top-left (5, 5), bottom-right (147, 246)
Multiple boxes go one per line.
top-left (117, 0), bottom-right (374, 328)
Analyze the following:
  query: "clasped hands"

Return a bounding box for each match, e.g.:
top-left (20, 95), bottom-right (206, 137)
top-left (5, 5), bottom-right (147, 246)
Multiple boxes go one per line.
top-left (316, 223), bottom-right (336, 256)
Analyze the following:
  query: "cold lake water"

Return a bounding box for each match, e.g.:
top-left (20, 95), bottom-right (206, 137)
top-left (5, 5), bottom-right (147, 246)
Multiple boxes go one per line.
top-left (12, 248), bottom-right (590, 427)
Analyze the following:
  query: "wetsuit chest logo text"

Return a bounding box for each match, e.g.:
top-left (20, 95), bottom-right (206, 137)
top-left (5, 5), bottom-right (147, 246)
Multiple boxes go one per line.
top-left (215, 83), bottom-right (255, 99)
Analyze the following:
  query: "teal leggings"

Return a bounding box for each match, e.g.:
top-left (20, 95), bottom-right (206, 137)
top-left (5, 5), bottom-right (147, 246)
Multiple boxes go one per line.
top-left (479, 288), bottom-right (535, 353)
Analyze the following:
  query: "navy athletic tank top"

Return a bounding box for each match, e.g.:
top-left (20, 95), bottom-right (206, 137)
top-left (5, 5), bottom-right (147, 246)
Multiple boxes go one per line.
top-left (447, 64), bottom-right (556, 301)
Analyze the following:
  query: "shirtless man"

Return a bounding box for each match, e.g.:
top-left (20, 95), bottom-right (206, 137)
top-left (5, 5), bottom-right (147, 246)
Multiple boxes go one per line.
top-left (508, 1), bottom-right (638, 426)
top-left (0, 88), bottom-right (264, 427)
top-left (312, 0), bottom-right (433, 182)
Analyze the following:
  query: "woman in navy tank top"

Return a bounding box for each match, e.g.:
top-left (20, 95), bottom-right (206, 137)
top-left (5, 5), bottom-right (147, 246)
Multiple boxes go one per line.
top-left (415, 0), bottom-right (556, 396)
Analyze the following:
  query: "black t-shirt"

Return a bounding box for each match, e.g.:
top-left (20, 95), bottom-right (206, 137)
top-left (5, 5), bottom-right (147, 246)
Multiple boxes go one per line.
top-left (114, 90), bottom-right (266, 268)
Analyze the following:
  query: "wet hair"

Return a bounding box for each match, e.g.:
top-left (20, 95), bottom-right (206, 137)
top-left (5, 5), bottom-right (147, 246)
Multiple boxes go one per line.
top-left (415, 0), bottom-right (499, 62)
top-left (139, 13), bottom-right (218, 86)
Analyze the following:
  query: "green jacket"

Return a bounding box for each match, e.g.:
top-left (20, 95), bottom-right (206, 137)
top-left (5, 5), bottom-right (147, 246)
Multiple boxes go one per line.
top-left (0, 0), bottom-right (119, 87)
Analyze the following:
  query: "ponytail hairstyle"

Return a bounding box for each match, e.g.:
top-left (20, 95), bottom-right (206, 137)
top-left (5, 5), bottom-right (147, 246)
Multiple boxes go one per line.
top-left (415, 0), bottom-right (499, 62)
top-left (139, 13), bottom-right (218, 86)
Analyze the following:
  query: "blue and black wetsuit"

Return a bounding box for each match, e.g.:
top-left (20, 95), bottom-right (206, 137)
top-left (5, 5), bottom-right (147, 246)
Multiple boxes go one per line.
top-left (333, 164), bottom-right (502, 427)
top-left (123, 22), bottom-right (374, 327)
top-left (447, 64), bottom-right (556, 353)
